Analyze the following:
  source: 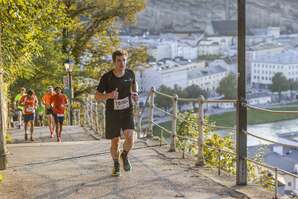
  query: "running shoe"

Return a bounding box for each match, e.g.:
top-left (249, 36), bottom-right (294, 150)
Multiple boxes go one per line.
top-left (121, 151), bottom-right (132, 172)
top-left (112, 161), bottom-right (120, 176)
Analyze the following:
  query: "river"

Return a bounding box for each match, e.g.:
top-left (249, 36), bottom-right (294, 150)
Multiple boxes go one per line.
top-left (218, 119), bottom-right (298, 146)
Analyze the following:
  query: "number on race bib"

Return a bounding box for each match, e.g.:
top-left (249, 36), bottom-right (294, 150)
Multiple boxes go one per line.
top-left (26, 107), bottom-right (34, 113)
top-left (114, 97), bottom-right (129, 110)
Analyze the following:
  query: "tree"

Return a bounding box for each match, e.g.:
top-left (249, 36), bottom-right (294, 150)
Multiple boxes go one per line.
top-left (184, 84), bottom-right (208, 110)
top-left (270, 72), bottom-right (290, 102)
top-left (0, 0), bottom-right (68, 103)
top-left (155, 85), bottom-right (174, 111)
top-left (3, 0), bottom-right (146, 101)
top-left (60, 0), bottom-right (146, 99)
top-left (216, 73), bottom-right (236, 99)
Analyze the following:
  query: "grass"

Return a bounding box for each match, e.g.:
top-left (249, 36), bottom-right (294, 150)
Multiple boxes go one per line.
top-left (209, 103), bottom-right (298, 127)
top-left (153, 102), bottom-right (298, 131)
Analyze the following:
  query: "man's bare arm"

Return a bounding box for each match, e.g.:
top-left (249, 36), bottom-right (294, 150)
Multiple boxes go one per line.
top-left (95, 90), bottom-right (118, 101)
top-left (131, 81), bottom-right (138, 93)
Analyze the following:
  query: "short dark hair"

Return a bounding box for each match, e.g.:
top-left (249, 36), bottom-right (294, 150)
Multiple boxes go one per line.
top-left (27, 90), bottom-right (33, 96)
top-left (55, 86), bottom-right (62, 92)
top-left (112, 49), bottom-right (128, 62)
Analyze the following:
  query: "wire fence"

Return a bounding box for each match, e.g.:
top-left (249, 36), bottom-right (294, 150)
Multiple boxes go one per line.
top-left (84, 88), bottom-right (298, 199)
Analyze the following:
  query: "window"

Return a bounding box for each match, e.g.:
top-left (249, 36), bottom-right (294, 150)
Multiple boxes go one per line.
top-left (288, 182), bottom-right (292, 187)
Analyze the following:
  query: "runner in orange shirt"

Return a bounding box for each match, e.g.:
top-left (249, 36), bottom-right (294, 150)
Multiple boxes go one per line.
top-left (50, 87), bottom-right (68, 142)
top-left (42, 86), bottom-right (55, 138)
top-left (20, 89), bottom-right (38, 141)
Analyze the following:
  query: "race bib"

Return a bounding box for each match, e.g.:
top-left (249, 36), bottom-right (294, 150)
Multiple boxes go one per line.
top-left (57, 114), bottom-right (64, 117)
top-left (114, 97), bottom-right (129, 110)
top-left (26, 107), bottom-right (34, 113)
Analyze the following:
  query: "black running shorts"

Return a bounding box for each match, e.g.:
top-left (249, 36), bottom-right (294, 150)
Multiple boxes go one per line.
top-left (105, 110), bottom-right (134, 139)
top-left (46, 107), bottom-right (53, 115)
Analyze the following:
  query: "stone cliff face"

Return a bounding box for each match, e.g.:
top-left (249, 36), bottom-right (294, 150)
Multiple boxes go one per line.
top-left (130, 0), bottom-right (298, 33)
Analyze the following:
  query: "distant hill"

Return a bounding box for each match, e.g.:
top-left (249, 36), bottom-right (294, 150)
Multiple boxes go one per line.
top-left (124, 0), bottom-right (298, 34)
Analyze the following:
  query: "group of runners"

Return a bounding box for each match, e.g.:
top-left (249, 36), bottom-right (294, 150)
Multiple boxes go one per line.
top-left (14, 86), bottom-right (68, 142)
top-left (14, 49), bottom-right (139, 176)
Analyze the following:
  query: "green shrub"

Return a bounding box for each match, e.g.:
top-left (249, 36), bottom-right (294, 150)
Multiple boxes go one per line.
top-left (5, 133), bottom-right (12, 144)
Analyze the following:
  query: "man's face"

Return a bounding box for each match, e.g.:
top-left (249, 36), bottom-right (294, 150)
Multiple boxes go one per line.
top-left (48, 88), bottom-right (54, 93)
top-left (114, 55), bottom-right (127, 71)
top-left (55, 88), bottom-right (62, 94)
top-left (21, 89), bottom-right (26, 94)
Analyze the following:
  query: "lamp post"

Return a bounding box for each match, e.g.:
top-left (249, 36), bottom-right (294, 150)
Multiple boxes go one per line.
top-left (64, 60), bottom-right (74, 125)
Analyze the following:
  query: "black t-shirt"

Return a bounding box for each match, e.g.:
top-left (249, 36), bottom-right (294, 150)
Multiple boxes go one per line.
top-left (97, 69), bottom-right (136, 111)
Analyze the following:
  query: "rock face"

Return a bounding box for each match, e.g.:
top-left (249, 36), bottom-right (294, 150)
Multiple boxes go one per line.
top-left (130, 0), bottom-right (298, 33)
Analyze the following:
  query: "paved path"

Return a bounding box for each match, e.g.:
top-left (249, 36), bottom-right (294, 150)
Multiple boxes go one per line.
top-left (0, 126), bottom-right (246, 199)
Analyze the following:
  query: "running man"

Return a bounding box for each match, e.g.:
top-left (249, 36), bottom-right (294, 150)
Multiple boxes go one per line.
top-left (95, 49), bottom-right (139, 177)
top-left (50, 87), bottom-right (68, 142)
top-left (14, 87), bottom-right (26, 128)
top-left (20, 89), bottom-right (38, 141)
top-left (42, 86), bottom-right (55, 138)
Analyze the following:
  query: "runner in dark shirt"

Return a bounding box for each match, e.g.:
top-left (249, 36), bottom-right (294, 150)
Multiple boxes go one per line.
top-left (95, 49), bottom-right (138, 177)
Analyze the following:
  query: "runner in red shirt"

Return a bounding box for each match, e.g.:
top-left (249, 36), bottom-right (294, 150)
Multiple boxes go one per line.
top-left (20, 89), bottom-right (38, 141)
top-left (42, 86), bottom-right (55, 138)
top-left (50, 87), bottom-right (68, 142)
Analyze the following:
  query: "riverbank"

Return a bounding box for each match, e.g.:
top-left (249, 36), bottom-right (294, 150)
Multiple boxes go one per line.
top-left (210, 102), bottom-right (298, 127)
top-left (153, 102), bottom-right (298, 135)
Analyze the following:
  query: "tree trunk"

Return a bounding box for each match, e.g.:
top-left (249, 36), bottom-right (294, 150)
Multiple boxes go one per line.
top-left (0, 27), bottom-right (7, 170)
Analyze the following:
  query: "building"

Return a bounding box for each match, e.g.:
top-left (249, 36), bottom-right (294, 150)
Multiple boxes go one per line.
top-left (247, 92), bottom-right (272, 105)
top-left (187, 65), bottom-right (228, 92)
top-left (249, 141), bottom-right (298, 196)
top-left (135, 65), bottom-right (162, 93)
top-left (159, 59), bottom-right (205, 88)
top-left (251, 50), bottom-right (298, 88)
top-left (136, 59), bottom-right (206, 91)
top-left (198, 39), bottom-right (221, 56)
top-left (120, 35), bottom-right (200, 61)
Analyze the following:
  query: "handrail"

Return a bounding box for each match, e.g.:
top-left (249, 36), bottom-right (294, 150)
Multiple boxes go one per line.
top-left (153, 90), bottom-right (173, 99)
top-left (177, 97), bottom-right (237, 104)
top-left (245, 104), bottom-right (298, 115)
top-left (243, 130), bottom-right (298, 148)
top-left (151, 121), bottom-right (172, 135)
top-left (90, 88), bottom-right (298, 198)
top-left (139, 91), bottom-right (152, 119)
top-left (153, 105), bottom-right (174, 117)
top-left (204, 99), bottom-right (237, 103)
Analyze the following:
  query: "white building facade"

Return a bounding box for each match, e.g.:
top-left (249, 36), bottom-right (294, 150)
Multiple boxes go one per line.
top-left (136, 60), bottom-right (206, 91)
top-left (187, 65), bottom-right (228, 92)
top-left (251, 51), bottom-right (298, 87)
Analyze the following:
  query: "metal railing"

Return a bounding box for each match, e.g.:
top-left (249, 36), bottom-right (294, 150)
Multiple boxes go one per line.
top-left (83, 99), bottom-right (106, 138)
top-left (84, 88), bottom-right (298, 199)
top-left (142, 88), bottom-right (298, 199)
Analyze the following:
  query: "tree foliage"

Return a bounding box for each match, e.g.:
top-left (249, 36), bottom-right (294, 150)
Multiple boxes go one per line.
top-left (270, 72), bottom-right (290, 102)
top-left (155, 85), bottom-right (174, 111)
top-left (270, 72), bottom-right (289, 93)
top-left (184, 84), bottom-right (208, 109)
top-left (216, 73), bottom-right (236, 99)
top-left (1, 0), bottom-right (147, 103)
top-left (155, 84), bottom-right (208, 110)
top-left (176, 112), bottom-right (276, 191)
